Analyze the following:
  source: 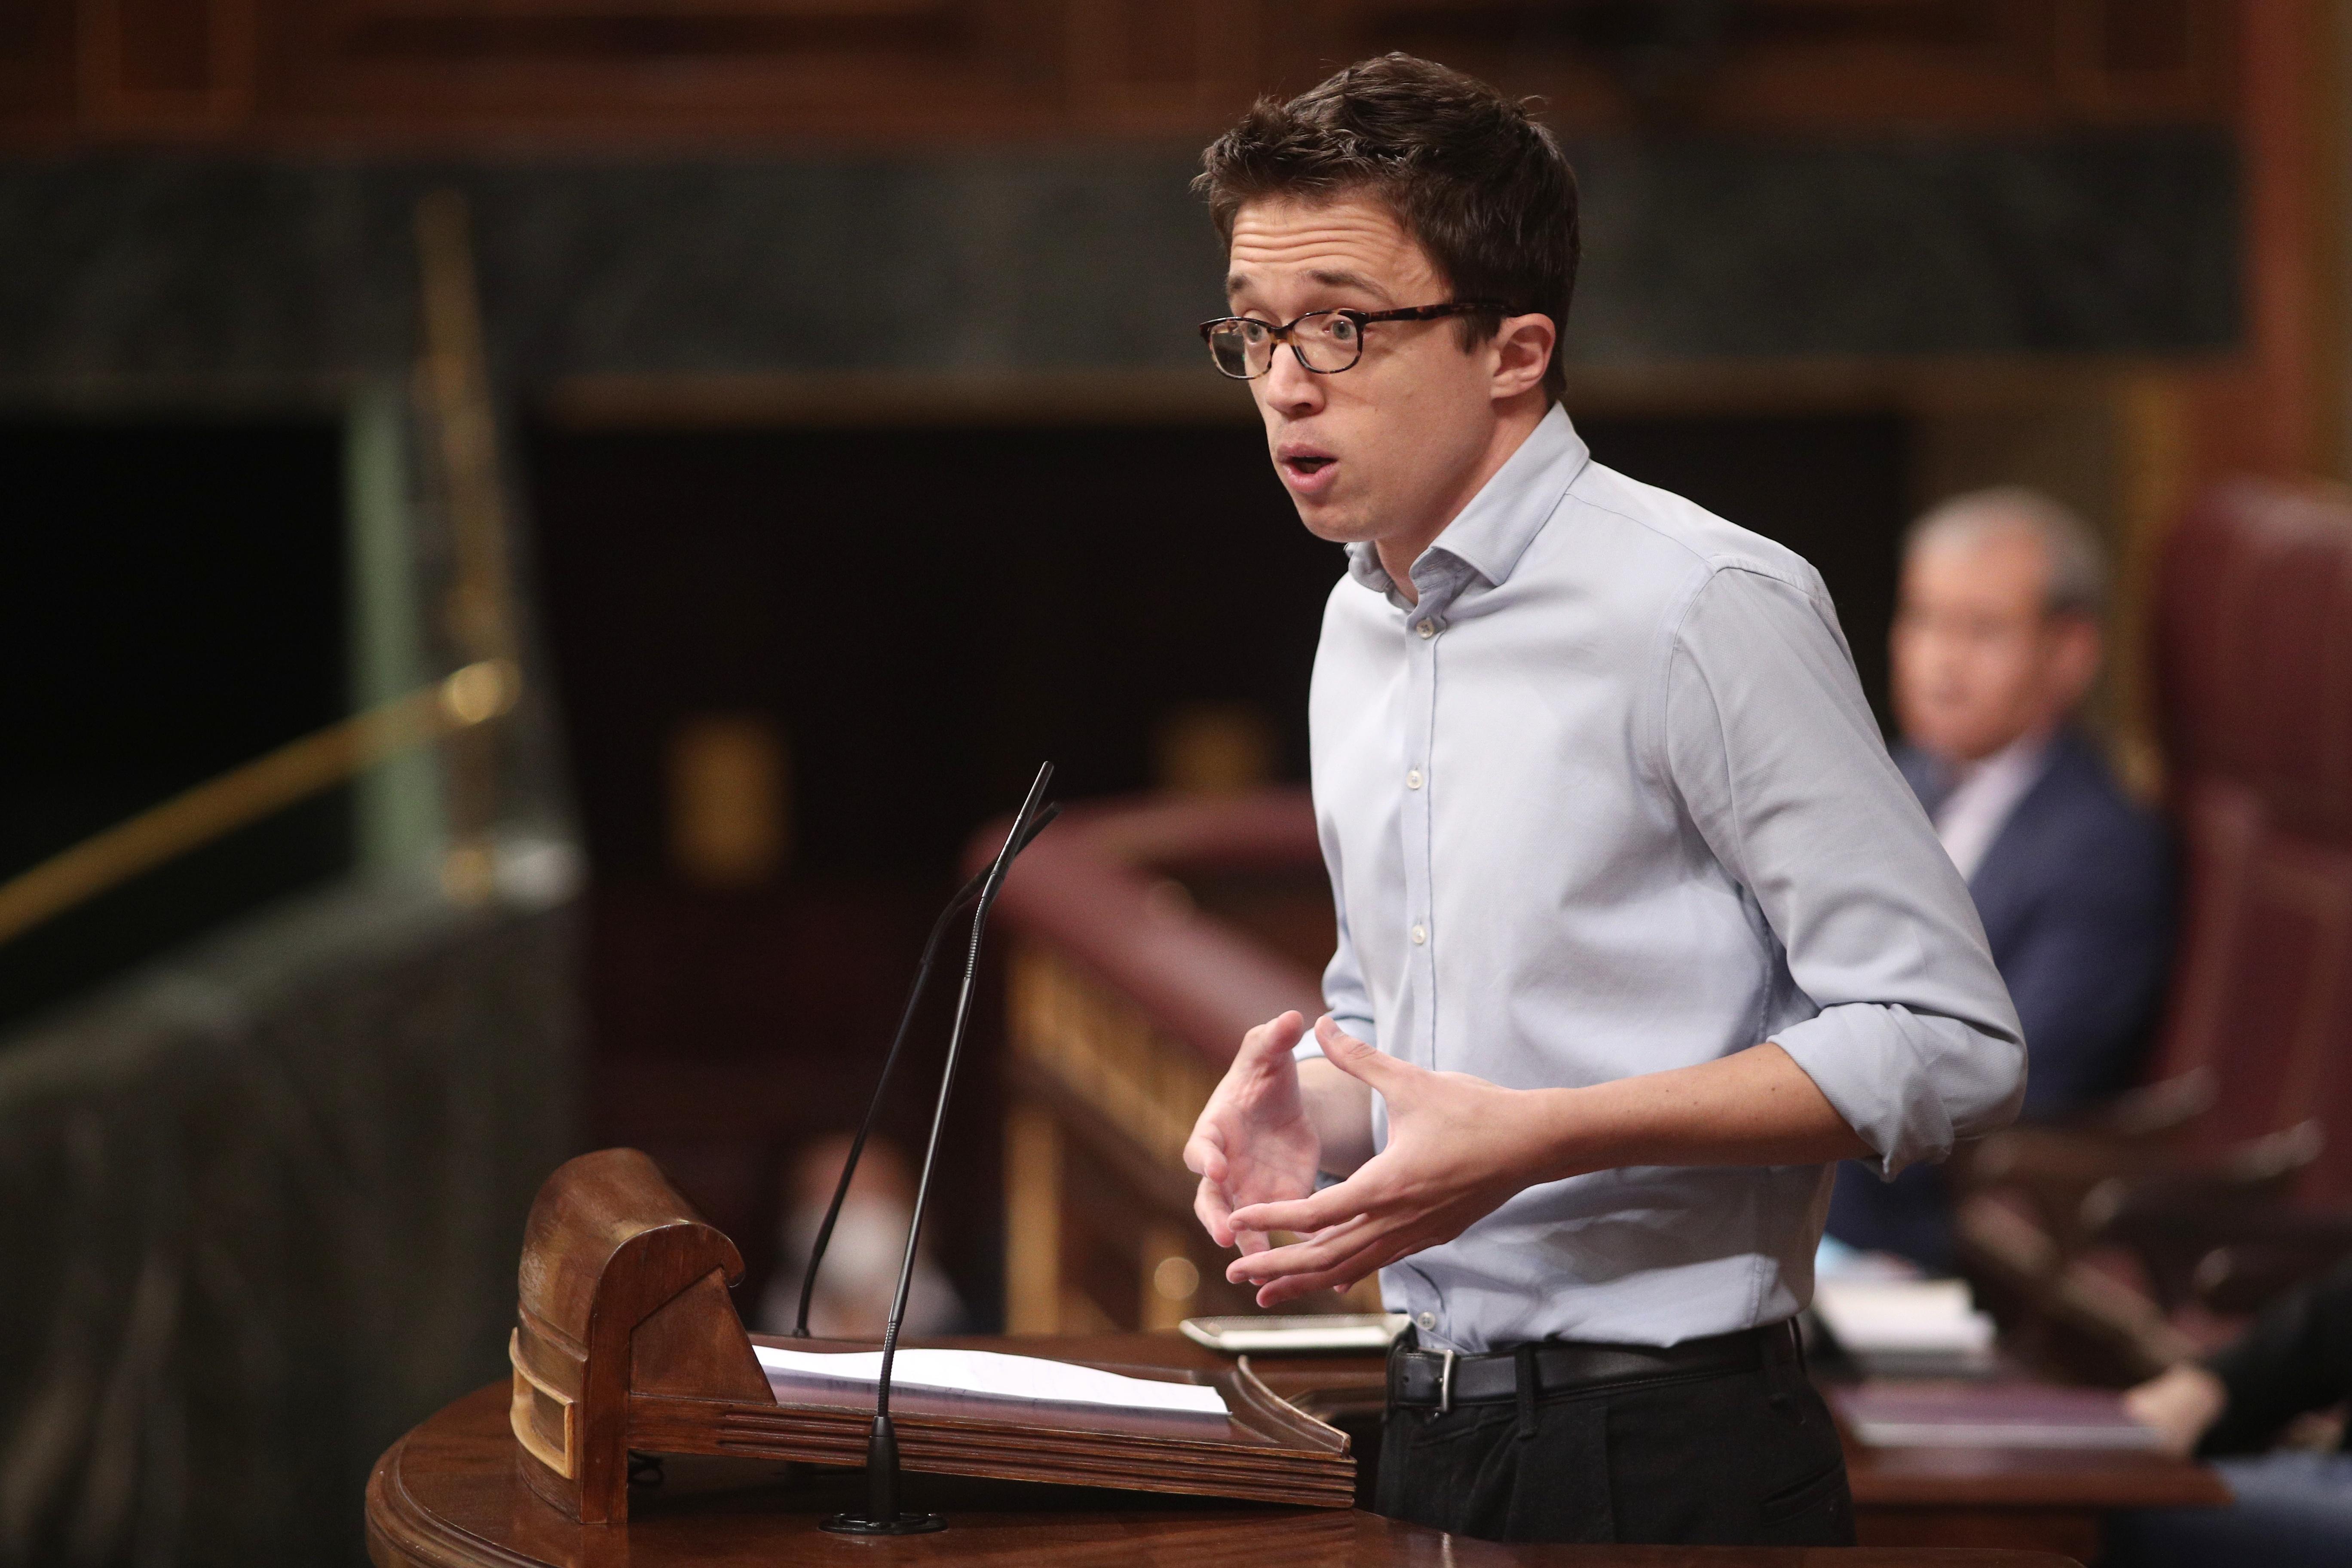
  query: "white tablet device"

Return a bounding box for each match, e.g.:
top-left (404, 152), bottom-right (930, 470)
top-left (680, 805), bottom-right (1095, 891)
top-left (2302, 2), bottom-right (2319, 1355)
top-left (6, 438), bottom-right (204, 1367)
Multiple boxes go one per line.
top-left (1178, 1313), bottom-right (1409, 1354)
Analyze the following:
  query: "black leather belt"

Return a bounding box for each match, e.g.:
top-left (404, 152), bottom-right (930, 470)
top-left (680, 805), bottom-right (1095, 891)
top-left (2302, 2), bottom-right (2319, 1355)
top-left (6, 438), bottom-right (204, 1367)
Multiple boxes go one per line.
top-left (1387, 1321), bottom-right (1795, 1414)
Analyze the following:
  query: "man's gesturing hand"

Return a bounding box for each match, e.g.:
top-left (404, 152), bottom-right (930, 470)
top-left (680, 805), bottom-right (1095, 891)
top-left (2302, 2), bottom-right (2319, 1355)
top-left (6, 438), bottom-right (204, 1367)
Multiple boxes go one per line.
top-left (1184, 1011), bottom-right (1321, 1256)
top-left (1224, 1015), bottom-right (1555, 1308)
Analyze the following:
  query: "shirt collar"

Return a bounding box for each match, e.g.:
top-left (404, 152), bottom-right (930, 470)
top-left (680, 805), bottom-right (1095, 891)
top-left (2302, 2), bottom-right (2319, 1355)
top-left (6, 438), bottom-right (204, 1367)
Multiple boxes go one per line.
top-left (1345, 403), bottom-right (1591, 610)
top-left (1946, 728), bottom-right (2057, 797)
top-left (1922, 726), bottom-right (2057, 827)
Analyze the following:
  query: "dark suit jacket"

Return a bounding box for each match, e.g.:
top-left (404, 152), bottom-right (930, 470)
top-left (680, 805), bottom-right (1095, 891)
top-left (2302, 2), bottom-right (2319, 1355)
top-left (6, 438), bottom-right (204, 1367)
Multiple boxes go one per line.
top-left (2203, 1255), bottom-right (2352, 1455)
top-left (1825, 729), bottom-right (2174, 1270)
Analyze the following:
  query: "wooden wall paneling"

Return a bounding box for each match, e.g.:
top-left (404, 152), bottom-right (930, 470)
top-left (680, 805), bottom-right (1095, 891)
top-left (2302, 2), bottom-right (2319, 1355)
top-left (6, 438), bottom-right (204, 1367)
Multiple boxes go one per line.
top-left (1322, 0), bottom-right (2235, 133)
top-left (2178, 3), bottom-right (2341, 525)
top-left (2054, 0), bottom-right (2230, 119)
top-left (2045, 0), bottom-right (2343, 807)
top-left (2105, 375), bottom-right (2193, 800)
top-left (79, 0), bottom-right (256, 135)
top-left (0, 1), bottom-right (77, 126)
top-left (1064, 0), bottom-right (1255, 134)
top-left (255, 0), bottom-right (1068, 142)
top-left (0, 0), bottom-right (2250, 146)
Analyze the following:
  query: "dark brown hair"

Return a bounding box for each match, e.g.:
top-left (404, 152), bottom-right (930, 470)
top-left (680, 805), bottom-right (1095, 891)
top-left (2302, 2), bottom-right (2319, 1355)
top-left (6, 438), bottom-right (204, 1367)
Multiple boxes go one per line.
top-left (1195, 53), bottom-right (1580, 401)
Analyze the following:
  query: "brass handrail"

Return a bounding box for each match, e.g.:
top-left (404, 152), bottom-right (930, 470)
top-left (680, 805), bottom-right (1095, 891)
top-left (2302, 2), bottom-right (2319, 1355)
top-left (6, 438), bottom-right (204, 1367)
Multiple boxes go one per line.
top-left (0, 659), bottom-right (520, 950)
top-left (0, 193), bottom-right (531, 954)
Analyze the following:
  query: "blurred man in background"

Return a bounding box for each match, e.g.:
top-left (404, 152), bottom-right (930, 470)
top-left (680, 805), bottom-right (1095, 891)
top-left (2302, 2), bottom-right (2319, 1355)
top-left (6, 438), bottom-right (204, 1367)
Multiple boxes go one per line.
top-left (757, 1134), bottom-right (964, 1339)
top-left (1826, 488), bottom-right (2173, 1272)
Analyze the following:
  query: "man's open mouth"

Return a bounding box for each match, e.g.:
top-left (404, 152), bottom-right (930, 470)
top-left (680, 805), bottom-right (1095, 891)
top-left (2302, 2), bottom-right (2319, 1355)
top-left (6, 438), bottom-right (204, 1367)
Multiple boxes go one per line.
top-left (1283, 455), bottom-right (1335, 476)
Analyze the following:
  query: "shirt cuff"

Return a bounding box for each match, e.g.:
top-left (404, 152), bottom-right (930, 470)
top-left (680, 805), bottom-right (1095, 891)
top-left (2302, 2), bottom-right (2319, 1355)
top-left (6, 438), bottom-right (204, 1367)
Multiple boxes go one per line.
top-left (1773, 1003), bottom-right (1993, 1177)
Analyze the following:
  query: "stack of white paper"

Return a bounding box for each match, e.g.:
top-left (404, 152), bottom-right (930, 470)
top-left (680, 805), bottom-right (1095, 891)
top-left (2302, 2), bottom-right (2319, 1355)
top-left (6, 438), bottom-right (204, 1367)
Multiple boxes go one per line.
top-left (1811, 1277), bottom-right (1997, 1377)
top-left (1831, 1383), bottom-right (2165, 1449)
top-left (752, 1345), bottom-right (1230, 1418)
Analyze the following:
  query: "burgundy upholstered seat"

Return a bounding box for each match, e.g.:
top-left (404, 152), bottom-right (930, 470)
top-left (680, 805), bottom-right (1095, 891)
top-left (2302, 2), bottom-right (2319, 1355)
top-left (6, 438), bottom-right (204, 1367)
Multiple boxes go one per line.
top-left (2149, 478), bottom-right (2352, 1204)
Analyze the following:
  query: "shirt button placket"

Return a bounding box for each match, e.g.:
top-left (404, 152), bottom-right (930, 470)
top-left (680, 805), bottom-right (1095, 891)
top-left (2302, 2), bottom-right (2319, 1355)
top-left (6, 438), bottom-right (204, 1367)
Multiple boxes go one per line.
top-left (1406, 611), bottom-right (1439, 1066)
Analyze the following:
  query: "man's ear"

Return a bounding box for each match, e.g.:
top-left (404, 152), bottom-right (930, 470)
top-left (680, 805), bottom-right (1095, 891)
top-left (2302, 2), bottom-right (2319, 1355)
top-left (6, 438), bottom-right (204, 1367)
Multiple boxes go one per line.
top-left (1488, 311), bottom-right (1555, 401)
top-left (2047, 613), bottom-right (2103, 711)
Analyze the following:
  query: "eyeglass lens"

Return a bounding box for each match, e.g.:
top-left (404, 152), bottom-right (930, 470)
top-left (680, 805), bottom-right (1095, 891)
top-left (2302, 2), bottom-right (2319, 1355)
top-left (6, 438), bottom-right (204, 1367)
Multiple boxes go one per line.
top-left (1207, 312), bottom-right (1363, 379)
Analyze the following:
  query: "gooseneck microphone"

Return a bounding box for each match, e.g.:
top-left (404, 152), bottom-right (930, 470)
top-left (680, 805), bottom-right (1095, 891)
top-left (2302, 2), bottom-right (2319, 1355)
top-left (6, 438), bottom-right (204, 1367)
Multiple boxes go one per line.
top-left (791, 796), bottom-right (1063, 1338)
top-left (819, 762), bottom-right (1057, 1536)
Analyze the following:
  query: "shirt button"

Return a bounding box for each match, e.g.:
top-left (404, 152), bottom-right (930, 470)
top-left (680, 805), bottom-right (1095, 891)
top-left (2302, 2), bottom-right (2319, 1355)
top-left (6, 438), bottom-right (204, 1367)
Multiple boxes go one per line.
top-left (1411, 923), bottom-right (1427, 945)
top-left (1406, 768), bottom-right (1423, 790)
top-left (1415, 1311), bottom-right (1437, 1331)
top-left (1416, 620), bottom-right (1436, 639)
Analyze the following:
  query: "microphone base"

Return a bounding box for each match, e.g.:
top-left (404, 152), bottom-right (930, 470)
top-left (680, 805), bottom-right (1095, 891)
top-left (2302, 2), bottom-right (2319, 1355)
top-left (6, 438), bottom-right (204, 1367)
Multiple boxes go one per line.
top-left (819, 1511), bottom-right (947, 1536)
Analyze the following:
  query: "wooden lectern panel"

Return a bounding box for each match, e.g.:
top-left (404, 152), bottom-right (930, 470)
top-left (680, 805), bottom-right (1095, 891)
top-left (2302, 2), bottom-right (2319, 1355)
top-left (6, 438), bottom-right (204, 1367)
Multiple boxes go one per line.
top-left (509, 1148), bottom-right (1354, 1522)
top-left (510, 1148), bottom-right (770, 1522)
top-left (372, 1381), bottom-right (2093, 1568)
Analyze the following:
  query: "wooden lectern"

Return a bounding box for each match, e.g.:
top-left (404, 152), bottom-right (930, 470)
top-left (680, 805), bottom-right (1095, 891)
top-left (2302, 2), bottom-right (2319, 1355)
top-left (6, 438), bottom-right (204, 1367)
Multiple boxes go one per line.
top-left (367, 1145), bottom-right (2113, 1567)
top-left (505, 1148), bottom-right (1354, 1525)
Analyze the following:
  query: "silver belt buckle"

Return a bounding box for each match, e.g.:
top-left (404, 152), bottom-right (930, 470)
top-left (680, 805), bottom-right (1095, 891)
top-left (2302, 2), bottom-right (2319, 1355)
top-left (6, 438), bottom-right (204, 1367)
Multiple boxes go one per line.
top-left (1436, 1347), bottom-right (1455, 1416)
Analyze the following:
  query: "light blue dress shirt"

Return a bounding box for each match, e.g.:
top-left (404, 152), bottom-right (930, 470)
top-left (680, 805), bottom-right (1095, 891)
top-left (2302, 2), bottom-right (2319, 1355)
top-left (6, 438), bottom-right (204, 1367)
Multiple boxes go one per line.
top-left (1305, 405), bottom-right (2024, 1352)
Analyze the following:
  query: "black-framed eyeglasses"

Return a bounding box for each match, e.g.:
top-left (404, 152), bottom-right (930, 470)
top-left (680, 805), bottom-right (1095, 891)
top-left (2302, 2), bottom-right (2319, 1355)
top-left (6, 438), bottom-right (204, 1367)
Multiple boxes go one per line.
top-left (1198, 301), bottom-right (1510, 380)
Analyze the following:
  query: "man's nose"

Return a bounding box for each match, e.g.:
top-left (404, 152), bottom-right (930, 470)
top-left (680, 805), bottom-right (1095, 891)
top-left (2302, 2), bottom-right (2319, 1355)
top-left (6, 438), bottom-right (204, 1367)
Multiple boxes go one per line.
top-left (1259, 343), bottom-right (1325, 415)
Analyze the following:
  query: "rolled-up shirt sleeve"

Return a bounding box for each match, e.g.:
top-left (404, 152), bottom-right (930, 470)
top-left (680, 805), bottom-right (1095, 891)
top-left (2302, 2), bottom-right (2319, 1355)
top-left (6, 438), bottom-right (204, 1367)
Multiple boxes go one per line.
top-left (1662, 564), bottom-right (2025, 1173)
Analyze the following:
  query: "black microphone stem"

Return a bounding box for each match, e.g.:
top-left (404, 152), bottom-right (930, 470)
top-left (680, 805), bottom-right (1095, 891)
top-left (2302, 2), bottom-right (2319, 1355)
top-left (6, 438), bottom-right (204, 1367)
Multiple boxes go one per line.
top-left (791, 879), bottom-right (971, 1339)
top-left (874, 763), bottom-right (1052, 1418)
top-left (792, 799), bottom-right (1059, 1338)
top-left (816, 763), bottom-right (1053, 1537)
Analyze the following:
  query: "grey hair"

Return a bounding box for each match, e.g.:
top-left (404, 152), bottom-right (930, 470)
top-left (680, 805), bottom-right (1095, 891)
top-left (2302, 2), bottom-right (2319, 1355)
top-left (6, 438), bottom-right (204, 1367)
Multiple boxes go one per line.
top-left (1904, 486), bottom-right (2107, 618)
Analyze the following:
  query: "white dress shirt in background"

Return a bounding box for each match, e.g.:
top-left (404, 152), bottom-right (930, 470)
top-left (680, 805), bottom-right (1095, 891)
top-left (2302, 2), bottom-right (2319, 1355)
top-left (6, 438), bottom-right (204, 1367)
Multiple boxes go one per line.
top-left (1305, 405), bottom-right (2024, 1353)
top-left (1931, 732), bottom-right (2055, 884)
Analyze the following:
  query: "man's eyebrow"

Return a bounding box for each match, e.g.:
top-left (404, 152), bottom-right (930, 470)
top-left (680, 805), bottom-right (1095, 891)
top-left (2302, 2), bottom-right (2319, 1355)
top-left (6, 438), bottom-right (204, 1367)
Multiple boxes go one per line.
top-left (1306, 268), bottom-right (1385, 294)
top-left (1225, 267), bottom-right (1391, 302)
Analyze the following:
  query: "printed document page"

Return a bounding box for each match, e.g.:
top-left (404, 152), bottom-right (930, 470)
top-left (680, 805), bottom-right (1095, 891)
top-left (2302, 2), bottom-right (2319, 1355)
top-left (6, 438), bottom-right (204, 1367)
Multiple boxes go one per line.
top-left (753, 1345), bottom-right (1230, 1418)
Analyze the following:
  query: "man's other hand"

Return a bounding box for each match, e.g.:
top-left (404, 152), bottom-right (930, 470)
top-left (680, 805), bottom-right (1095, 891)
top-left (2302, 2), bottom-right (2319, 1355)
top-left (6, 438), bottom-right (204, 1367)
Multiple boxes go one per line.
top-left (1225, 1015), bottom-right (1548, 1308)
top-left (2123, 1363), bottom-right (2227, 1458)
top-left (1184, 1011), bottom-right (1321, 1256)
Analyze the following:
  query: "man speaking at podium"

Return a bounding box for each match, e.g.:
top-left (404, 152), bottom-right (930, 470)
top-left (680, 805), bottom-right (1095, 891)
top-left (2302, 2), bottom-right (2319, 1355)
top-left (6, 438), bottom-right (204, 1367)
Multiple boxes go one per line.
top-left (1182, 55), bottom-right (2024, 1547)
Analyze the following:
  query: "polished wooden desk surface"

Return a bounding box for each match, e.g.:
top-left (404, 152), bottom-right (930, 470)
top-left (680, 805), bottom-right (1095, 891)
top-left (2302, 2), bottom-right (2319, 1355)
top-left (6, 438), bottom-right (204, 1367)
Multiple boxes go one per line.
top-left (369, 1381), bottom-right (2094, 1568)
top-left (1837, 1417), bottom-right (2228, 1560)
top-left (1214, 1333), bottom-right (2230, 1560)
top-left (926, 1335), bottom-right (2229, 1515)
top-left (1843, 1431), bottom-right (2231, 1512)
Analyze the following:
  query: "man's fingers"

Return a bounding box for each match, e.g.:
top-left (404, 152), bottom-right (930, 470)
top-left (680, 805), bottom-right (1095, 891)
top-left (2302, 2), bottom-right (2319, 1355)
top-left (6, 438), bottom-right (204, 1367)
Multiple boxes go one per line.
top-left (1314, 1014), bottom-right (1405, 1089)
top-left (1181, 1127), bottom-right (1227, 1182)
top-left (1225, 1211), bottom-right (1381, 1285)
top-left (1257, 1262), bottom-right (1374, 1308)
top-left (1244, 1229), bottom-right (1401, 1306)
top-left (1259, 1241), bottom-right (1402, 1307)
top-left (1257, 1234), bottom-right (1411, 1306)
top-left (1240, 1010), bottom-right (1309, 1066)
top-left (1231, 1145), bottom-right (1392, 1238)
top-left (1223, 1189), bottom-right (1354, 1241)
top-left (1193, 1175), bottom-right (1237, 1250)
